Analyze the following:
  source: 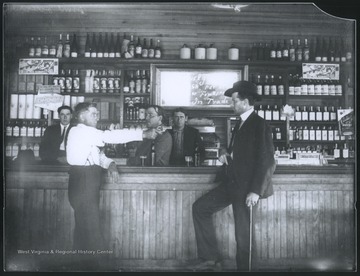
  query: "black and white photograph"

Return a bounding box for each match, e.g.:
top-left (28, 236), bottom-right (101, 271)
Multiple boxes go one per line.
top-left (2, 1), bottom-right (357, 273)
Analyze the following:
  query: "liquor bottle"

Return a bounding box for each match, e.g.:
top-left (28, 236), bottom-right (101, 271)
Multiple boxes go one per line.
top-left (295, 39), bottom-right (302, 61)
top-left (41, 36), bottom-right (49, 57)
top-left (20, 121), bottom-right (27, 137)
top-left (340, 38), bottom-right (347, 62)
top-left (295, 106), bottom-right (302, 121)
top-left (303, 126), bottom-right (309, 140)
top-left (297, 126), bottom-right (303, 140)
top-left (330, 106), bottom-right (337, 121)
top-left (148, 38), bottom-right (155, 58)
top-left (155, 39), bottom-right (162, 58)
top-left (65, 69), bottom-right (73, 93)
top-left (29, 37), bottom-right (35, 57)
top-left (321, 126), bottom-right (328, 141)
top-left (128, 35), bottom-right (135, 58)
top-left (282, 39), bottom-right (289, 61)
top-left (69, 34), bottom-right (78, 58)
top-left (323, 106), bottom-right (330, 121)
top-left (294, 74), bottom-right (301, 95)
top-left (34, 121), bottom-right (42, 137)
top-left (300, 77), bottom-right (308, 95)
top-left (274, 147), bottom-right (280, 156)
top-left (321, 37), bottom-right (328, 62)
top-left (141, 38), bottom-right (148, 58)
top-left (84, 33), bottom-right (91, 57)
top-left (328, 79), bottom-right (335, 95)
top-left (141, 70), bottom-right (148, 93)
top-left (270, 75), bottom-right (277, 95)
top-left (63, 34), bottom-right (71, 58)
top-left (135, 70), bottom-right (142, 93)
top-left (264, 42), bottom-right (271, 60)
top-left (6, 121), bottom-right (12, 137)
top-left (90, 33), bottom-right (97, 58)
top-left (277, 75), bottom-right (284, 95)
top-left (309, 126), bottom-right (315, 141)
top-left (138, 97), bottom-right (146, 120)
top-left (257, 42), bottom-right (264, 60)
top-left (72, 69), bottom-right (80, 93)
top-left (349, 146), bottom-right (355, 159)
top-left (256, 74), bottom-right (262, 95)
top-left (265, 105), bottom-right (272, 121)
top-left (114, 70), bottom-right (121, 93)
top-left (276, 40), bottom-right (282, 59)
top-left (270, 41), bottom-right (276, 59)
top-left (345, 39), bottom-right (352, 62)
top-left (251, 42), bottom-right (258, 61)
top-left (288, 73), bottom-right (295, 95)
top-left (56, 34), bottom-right (63, 58)
top-left (257, 105), bottom-right (264, 118)
top-left (103, 33), bottom-right (109, 58)
top-left (307, 79), bottom-right (314, 95)
top-left (35, 37), bottom-right (42, 57)
top-left (100, 69), bottom-right (108, 93)
top-left (315, 106), bottom-right (323, 121)
top-left (327, 126), bottom-right (334, 141)
top-left (314, 36), bottom-right (322, 62)
top-left (12, 121), bottom-right (20, 137)
top-left (263, 75), bottom-right (270, 95)
top-left (333, 143), bottom-right (340, 159)
top-left (151, 141), bottom-right (156, 166)
top-left (342, 143), bottom-right (349, 159)
top-left (321, 79), bottom-right (329, 95)
top-left (115, 33), bottom-right (121, 58)
top-left (289, 126), bottom-right (294, 141)
top-left (27, 121), bottom-right (34, 137)
top-left (194, 143), bottom-right (201, 167)
top-left (135, 37), bottom-right (143, 58)
top-left (49, 36), bottom-right (56, 57)
top-left (129, 71), bottom-right (135, 93)
top-left (328, 37), bottom-right (335, 62)
top-left (58, 69), bottom-right (66, 93)
top-left (109, 33), bottom-right (115, 58)
top-left (106, 70), bottom-right (114, 93)
top-left (314, 79), bottom-right (322, 95)
top-left (335, 80), bottom-right (342, 96)
top-left (97, 33), bottom-right (104, 58)
top-left (315, 126), bottom-right (322, 141)
top-left (276, 128), bottom-right (282, 140)
top-left (301, 106), bottom-right (308, 121)
top-left (303, 38), bottom-right (310, 61)
top-left (334, 127), bottom-right (340, 141)
top-left (272, 105), bottom-right (280, 121)
top-left (6, 143), bottom-right (12, 158)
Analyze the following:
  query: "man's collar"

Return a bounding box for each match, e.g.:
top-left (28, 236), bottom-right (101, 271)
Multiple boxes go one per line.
top-left (240, 107), bottom-right (254, 122)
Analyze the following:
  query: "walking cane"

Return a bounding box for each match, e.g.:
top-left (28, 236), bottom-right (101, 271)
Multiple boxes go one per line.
top-left (249, 204), bottom-right (253, 272)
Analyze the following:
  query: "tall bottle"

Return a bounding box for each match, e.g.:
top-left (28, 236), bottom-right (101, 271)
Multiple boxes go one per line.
top-left (41, 36), bottom-right (49, 57)
top-left (270, 75), bottom-right (277, 95)
top-left (270, 41), bottom-right (276, 59)
top-left (340, 38), bottom-right (347, 62)
top-left (90, 33), bottom-right (97, 58)
top-left (29, 37), bottom-right (35, 57)
top-left (97, 33), bottom-right (104, 58)
top-left (49, 36), bottom-right (56, 57)
top-left (289, 39), bottom-right (296, 61)
top-left (256, 74), bottom-right (262, 95)
top-left (303, 38), bottom-right (310, 61)
top-left (151, 141), bottom-right (156, 166)
top-left (276, 40), bottom-right (282, 59)
top-left (115, 33), bottom-right (121, 58)
top-left (56, 34), bottom-right (64, 58)
top-left (70, 34), bottom-right (78, 58)
top-left (135, 37), bottom-right (143, 58)
top-left (128, 35), bottom-right (135, 58)
top-left (63, 34), bottom-right (71, 58)
top-left (282, 39), bottom-right (289, 61)
top-left (314, 36), bottom-right (322, 62)
top-left (194, 143), bottom-right (201, 167)
top-left (328, 37), bottom-right (335, 62)
top-left (109, 33), bottom-right (115, 58)
top-left (263, 75), bottom-right (270, 95)
top-left (84, 33), bottom-right (91, 57)
top-left (155, 39), bottom-right (162, 58)
top-left (321, 37), bottom-right (328, 62)
top-left (277, 75), bottom-right (284, 95)
top-left (295, 39), bottom-right (302, 61)
top-left (148, 38), bottom-right (155, 58)
top-left (141, 38), bottom-right (148, 58)
top-left (35, 37), bottom-right (42, 57)
top-left (333, 143), bottom-right (340, 159)
top-left (257, 42), bottom-right (264, 60)
top-left (103, 33), bottom-right (110, 58)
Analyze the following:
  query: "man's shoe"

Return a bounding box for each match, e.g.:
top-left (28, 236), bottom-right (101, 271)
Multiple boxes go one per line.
top-left (191, 260), bottom-right (222, 272)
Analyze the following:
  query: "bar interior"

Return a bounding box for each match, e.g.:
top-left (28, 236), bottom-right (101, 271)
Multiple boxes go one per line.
top-left (4, 2), bottom-right (356, 272)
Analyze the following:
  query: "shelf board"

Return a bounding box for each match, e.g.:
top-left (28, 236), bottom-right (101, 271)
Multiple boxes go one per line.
top-left (289, 140), bottom-right (344, 143)
top-left (289, 121), bottom-right (338, 124)
top-left (288, 95), bottom-right (342, 99)
top-left (123, 93), bottom-right (150, 97)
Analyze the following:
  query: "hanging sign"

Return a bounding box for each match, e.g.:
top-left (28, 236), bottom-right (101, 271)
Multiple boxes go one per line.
top-left (19, 58), bottom-right (59, 75)
top-left (34, 85), bottom-right (64, 111)
top-left (302, 63), bottom-right (340, 80)
top-left (337, 108), bottom-right (354, 136)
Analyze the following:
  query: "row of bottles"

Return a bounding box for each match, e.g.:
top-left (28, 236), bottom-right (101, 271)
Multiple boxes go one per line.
top-left (6, 142), bottom-right (40, 158)
top-left (289, 125), bottom-right (345, 141)
top-left (250, 37), bottom-right (352, 62)
top-left (252, 74), bottom-right (284, 96)
top-left (288, 74), bottom-right (342, 96)
top-left (6, 120), bottom-right (47, 137)
top-left (10, 94), bottom-right (84, 119)
top-left (292, 106), bottom-right (338, 122)
top-left (124, 96), bottom-right (150, 121)
top-left (272, 127), bottom-right (284, 141)
top-left (123, 70), bottom-right (151, 93)
top-left (255, 105), bottom-right (286, 121)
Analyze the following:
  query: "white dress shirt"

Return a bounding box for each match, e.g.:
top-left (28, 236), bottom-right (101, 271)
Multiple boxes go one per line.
top-left (66, 123), bottom-right (143, 168)
top-left (239, 107), bottom-right (254, 128)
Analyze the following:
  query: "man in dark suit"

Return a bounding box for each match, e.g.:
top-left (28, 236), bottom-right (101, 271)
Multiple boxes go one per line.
top-left (39, 105), bottom-right (73, 164)
top-left (168, 108), bottom-right (205, 166)
top-left (192, 81), bottom-right (276, 271)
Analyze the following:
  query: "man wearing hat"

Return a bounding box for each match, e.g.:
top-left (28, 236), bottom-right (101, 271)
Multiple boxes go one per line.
top-left (192, 80), bottom-right (276, 271)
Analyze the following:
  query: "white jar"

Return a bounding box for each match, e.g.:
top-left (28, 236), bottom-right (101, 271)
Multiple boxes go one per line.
top-left (206, 44), bottom-right (217, 60)
top-left (195, 45), bottom-right (206, 60)
top-left (180, 44), bottom-right (191, 59)
top-left (228, 45), bottom-right (239, 60)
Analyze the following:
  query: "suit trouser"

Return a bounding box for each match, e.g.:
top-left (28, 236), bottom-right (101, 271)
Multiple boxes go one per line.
top-left (192, 183), bottom-right (257, 270)
top-left (68, 165), bottom-right (105, 268)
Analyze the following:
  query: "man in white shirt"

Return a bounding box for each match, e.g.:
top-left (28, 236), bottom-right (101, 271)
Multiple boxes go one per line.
top-left (66, 102), bottom-right (158, 270)
top-left (39, 105), bottom-right (73, 164)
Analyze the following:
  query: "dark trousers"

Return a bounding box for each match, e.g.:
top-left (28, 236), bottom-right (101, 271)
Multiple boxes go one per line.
top-left (192, 183), bottom-right (257, 271)
top-left (68, 165), bottom-right (105, 268)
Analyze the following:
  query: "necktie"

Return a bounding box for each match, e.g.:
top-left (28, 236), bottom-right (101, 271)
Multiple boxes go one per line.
top-left (227, 118), bottom-right (242, 154)
top-left (61, 126), bottom-right (67, 140)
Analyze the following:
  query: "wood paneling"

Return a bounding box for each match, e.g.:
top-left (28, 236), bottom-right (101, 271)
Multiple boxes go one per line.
top-left (5, 169), bottom-right (355, 271)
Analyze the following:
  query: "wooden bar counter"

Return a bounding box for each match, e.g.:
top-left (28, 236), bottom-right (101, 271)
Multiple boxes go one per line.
top-left (5, 163), bottom-right (355, 271)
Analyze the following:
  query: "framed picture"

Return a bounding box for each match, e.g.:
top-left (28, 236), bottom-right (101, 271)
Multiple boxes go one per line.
top-left (302, 63), bottom-right (340, 80)
top-left (19, 58), bottom-right (59, 75)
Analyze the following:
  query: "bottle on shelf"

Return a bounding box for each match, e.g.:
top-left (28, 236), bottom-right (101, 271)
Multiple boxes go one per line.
top-left (288, 73), bottom-right (294, 95)
top-left (300, 77), bottom-right (308, 95)
top-left (91, 33), bottom-right (97, 58)
top-left (70, 33), bottom-right (78, 58)
top-left (321, 79), bottom-right (329, 95)
top-left (263, 75), bottom-right (270, 95)
top-left (35, 37), bottom-right (42, 57)
top-left (327, 126), bottom-right (334, 141)
top-left (148, 38), bottom-right (155, 58)
top-left (328, 37), bottom-right (335, 62)
top-left (100, 69), bottom-right (108, 93)
top-left (342, 143), bottom-right (349, 159)
top-left (115, 33), bottom-right (121, 58)
top-left (151, 141), bottom-right (156, 166)
top-left (20, 121), bottom-right (27, 137)
top-left (72, 69), bottom-right (80, 93)
top-left (270, 41), bottom-right (276, 59)
top-left (294, 106), bottom-right (302, 121)
top-left (328, 79), bottom-right (336, 96)
top-left (315, 126), bottom-right (321, 141)
top-left (141, 70), bottom-right (148, 93)
top-left (277, 75), bottom-right (284, 95)
top-left (257, 105), bottom-right (264, 118)
top-left (155, 39), bottom-right (162, 58)
top-left (109, 33), bottom-right (115, 58)
top-left (321, 126), bottom-right (328, 141)
top-left (49, 36), bottom-right (56, 57)
top-left (333, 143), bottom-right (340, 159)
top-left (63, 34), bottom-right (71, 58)
top-left (56, 34), bottom-right (63, 58)
top-left (265, 105), bottom-right (272, 121)
top-left (270, 75), bottom-right (277, 95)
top-left (141, 38), bottom-right (148, 58)
top-left (135, 36), bottom-right (143, 58)
top-left (272, 105), bottom-right (280, 121)
top-left (308, 106), bottom-right (315, 121)
top-left (330, 106), bottom-right (337, 121)
top-left (314, 36), bottom-right (322, 62)
top-left (307, 79), bottom-right (315, 95)
top-left (303, 38), bottom-right (310, 61)
top-left (28, 37), bottom-right (35, 57)
top-left (84, 33), bottom-right (91, 58)
top-left (41, 36), bottom-right (49, 57)
top-left (314, 79), bottom-right (322, 95)
top-left (295, 39), bottom-right (302, 61)
top-left (264, 42), bottom-right (271, 60)
top-left (194, 143), bottom-right (201, 167)
top-left (93, 70), bottom-right (100, 93)
top-left (97, 33), bottom-right (104, 58)
top-left (138, 97), bottom-right (146, 120)
top-left (257, 42), bottom-right (264, 60)
top-left (302, 125), bottom-right (309, 140)
top-left (282, 39), bottom-right (289, 61)
top-left (135, 70), bottom-right (142, 93)
top-left (251, 42), bottom-right (258, 61)
top-left (103, 32), bottom-right (109, 58)
top-left (294, 74), bottom-right (301, 95)
top-left (129, 71), bottom-right (135, 93)
top-left (128, 34), bottom-right (135, 58)
top-left (34, 121), bottom-right (42, 137)
top-left (321, 37), bottom-right (328, 62)
top-left (345, 39), bottom-right (352, 62)
top-left (309, 126), bottom-right (315, 141)
top-left (65, 69), bottom-right (73, 93)
top-left (340, 38), bottom-right (347, 62)
top-left (335, 80), bottom-right (342, 96)
top-left (114, 70), bottom-right (121, 93)
top-left (334, 37), bottom-right (341, 62)
top-left (315, 106), bottom-right (323, 121)
top-left (276, 40), bottom-right (282, 59)
top-left (301, 106), bottom-right (308, 121)
top-left (256, 74), bottom-right (262, 95)
top-left (58, 69), bottom-right (66, 93)
top-left (323, 106), bottom-right (330, 121)
top-left (27, 121), bottom-right (34, 137)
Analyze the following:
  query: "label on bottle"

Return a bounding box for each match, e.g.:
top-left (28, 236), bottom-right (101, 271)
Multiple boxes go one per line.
top-left (91, 52), bottom-right (97, 58)
top-left (109, 52), bottom-right (115, 58)
top-left (316, 112), bottom-right (322, 121)
top-left (264, 85), bottom-right (270, 95)
top-left (35, 47), bottom-right (42, 57)
top-left (301, 84), bottom-right (308, 95)
top-left (309, 130), bottom-right (315, 140)
top-left (315, 129), bottom-right (322, 140)
top-left (272, 111), bottom-right (279, 121)
top-left (323, 112), bottom-right (329, 121)
top-left (58, 77), bottom-right (65, 92)
top-left (343, 148), bottom-right (349, 158)
top-left (334, 148), bottom-right (340, 158)
top-left (42, 48), bottom-right (49, 56)
top-left (314, 84), bottom-right (322, 95)
top-left (270, 50), bottom-right (276, 59)
top-left (97, 52), bottom-right (103, 58)
top-left (295, 112), bottom-right (302, 121)
top-left (303, 129), bottom-right (309, 140)
top-left (135, 46), bottom-right (142, 55)
top-left (258, 110), bottom-right (264, 119)
top-left (265, 110), bottom-right (272, 121)
top-left (308, 84), bottom-right (315, 95)
top-left (155, 49), bottom-right (161, 59)
top-left (330, 111), bottom-right (336, 121)
top-left (73, 77), bottom-right (80, 92)
top-left (103, 52), bottom-right (109, 58)
top-left (334, 130), bottom-right (340, 140)
top-left (270, 85), bottom-right (277, 95)
top-left (328, 84), bottom-right (335, 95)
top-left (257, 85), bottom-right (262, 95)
top-left (328, 130), bottom-right (334, 141)
top-left (107, 77), bottom-right (114, 92)
top-left (114, 78), bottom-right (121, 91)
top-left (28, 126), bottom-right (34, 137)
top-left (84, 51), bottom-right (91, 58)
top-left (93, 77), bottom-right (100, 92)
top-left (276, 131), bottom-right (281, 140)
top-left (100, 77), bottom-right (107, 92)
top-left (139, 108), bottom-right (146, 120)
top-left (294, 86), bottom-right (301, 95)
top-left (335, 84), bottom-right (342, 95)
top-left (141, 79), bottom-right (148, 93)
top-left (278, 84), bottom-right (284, 95)
top-left (289, 85), bottom-right (295, 95)
top-left (321, 56), bottom-right (328, 62)
top-left (29, 47), bottom-right (35, 57)
top-left (6, 126), bottom-right (12, 136)
top-left (289, 129), bottom-right (294, 141)
top-left (63, 45), bottom-right (70, 58)
top-left (303, 50), bottom-right (309, 61)
top-left (115, 52), bottom-right (121, 58)
top-left (49, 48), bottom-right (56, 56)
top-left (52, 76), bottom-right (59, 86)
top-left (20, 126), bottom-right (27, 137)
top-left (65, 76), bottom-right (73, 92)
top-left (321, 84), bottom-right (329, 95)
top-left (322, 130), bottom-right (328, 141)
top-left (302, 112), bottom-right (308, 121)
top-left (35, 126), bottom-right (41, 137)
top-left (289, 49), bottom-right (295, 61)
top-left (71, 52), bottom-right (78, 58)
top-left (282, 49), bottom-right (289, 58)
top-left (276, 50), bottom-right (282, 59)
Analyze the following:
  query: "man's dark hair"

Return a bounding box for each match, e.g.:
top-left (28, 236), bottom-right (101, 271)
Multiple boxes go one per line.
top-left (172, 108), bottom-right (188, 117)
top-left (57, 105), bottom-right (73, 114)
top-left (74, 102), bottom-right (97, 121)
top-left (148, 105), bottom-right (167, 124)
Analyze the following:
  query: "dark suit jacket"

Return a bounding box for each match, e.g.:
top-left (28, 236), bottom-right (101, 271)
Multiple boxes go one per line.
top-left (39, 124), bottom-right (73, 162)
top-left (168, 125), bottom-right (205, 166)
top-left (227, 112), bottom-right (276, 199)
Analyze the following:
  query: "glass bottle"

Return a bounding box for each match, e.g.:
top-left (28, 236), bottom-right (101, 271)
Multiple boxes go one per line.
top-left (276, 40), bottom-right (282, 59)
top-left (270, 41), bottom-right (276, 59)
top-left (148, 38), bottom-right (155, 58)
top-left (109, 33), bottom-right (115, 58)
top-left (56, 34), bottom-right (63, 58)
top-left (282, 39), bottom-right (289, 61)
top-left (103, 32), bottom-right (109, 58)
top-left (29, 37), bottom-right (35, 57)
top-left (270, 75), bottom-right (277, 95)
top-left (97, 33), bottom-right (104, 58)
top-left (263, 75), bottom-right (270, 95)
top-left (35, 37), bottom-right (42, 57)
top-left (141, 38), bottom-right (148, 58)
top-left (135, 36), bottom-right (143, 58)
top-left (63, 34), bottom-right (71, 58)
top-left (303, 38), bottom-right (310, 61)
top-left (321, 37), bottom-right (328, 62)
top-left (84, 32), bottom-right (91, 57)
top-left (49, 36), bottom-right (56, 57)
top-left (155, 39), bottom-right (162, 58)
top-left (115, 33), bottom-right (121, 58)
top-left (70, 34), bottom-right (78, 58)
top-left (128, 34), bottom-right (135, 58)
top-left (41, 36), bottom-right (49, 57)
top-left (295, 39), bottom-right (302, 61)
top-left (277, 75), bottom-right (284, 95)
top-left (256, 74), bottom-right (262, 95)
top-left (90, 33), bottom-right (97, 58)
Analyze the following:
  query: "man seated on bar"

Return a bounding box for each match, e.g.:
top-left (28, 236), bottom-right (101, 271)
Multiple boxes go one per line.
top-left (39, 105), bottom-right (73, 164)
top-left (168, 108), bottom-right (205, 166)
top-left (66, 102), bottom-right (159, 270)
top-left (192, 81), bottom-right (276, 272)
top-left (131, 105), bottom-right (172, 166)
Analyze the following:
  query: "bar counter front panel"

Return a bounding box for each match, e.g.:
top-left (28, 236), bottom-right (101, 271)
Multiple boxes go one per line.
top-left (5, 164), bottom-right (355, 271)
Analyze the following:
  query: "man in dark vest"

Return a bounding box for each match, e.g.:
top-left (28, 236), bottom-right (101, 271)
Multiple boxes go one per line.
top-left (192, 80), bottom-right (276, 271)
